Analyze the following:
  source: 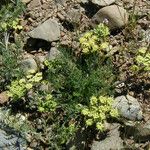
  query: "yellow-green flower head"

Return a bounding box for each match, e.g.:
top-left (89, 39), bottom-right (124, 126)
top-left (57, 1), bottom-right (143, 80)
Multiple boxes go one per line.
top-left (92, 45), bottom-right (99, 52)
top-left (82, 108), bottom-right (89, 115)
top-left (89, 40), bottom-right (95, 47)
top-left (84, 31), bottom-right (93, 38)
top-left (92, 35), bottom-right (98, 41)
top-left (86, 119), bottom-right (93, 126)
top-left (79, 37), bottom-right (86, 43)
top-left (82, 48), bottom-right (89, 54)
top-left (90, 96), bottom-right (98, 105)
top-left (96, 122), bottom-right (104, 131)
top-left (100, 42), bottom-right (109, 50)
top-left (110, 109), bottom-right (119, 118)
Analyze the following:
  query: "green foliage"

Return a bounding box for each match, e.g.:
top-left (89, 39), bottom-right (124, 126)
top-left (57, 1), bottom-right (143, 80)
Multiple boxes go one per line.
top-left (7, 70), bottom-right (43, 101)
top-left (56, 123), bottom-right (77, 145)
top-left (132, 47), bottom-right (150, 72)
top-left (1, 18), bottom-right (23, 32)
top-left (38, 94), bottom-right (57, 112)
top-left (81, 96), bottom-right (119, 131)
top-left (79, 23), bottom-right (110, 54)
top-left (0, 0), bottom-right (24, 32)
top-left (93, 23), bottom-right (110, 38)
top-left (45, 51), bottom-right (115, 105)
top-left (43, 47), bottom-right (116, 147)
top-left (0, 36), bottom-right (24, 90)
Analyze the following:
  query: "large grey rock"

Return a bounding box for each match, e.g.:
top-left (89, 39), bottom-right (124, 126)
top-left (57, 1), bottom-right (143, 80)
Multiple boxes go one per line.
top-left (92, 5), bottom-right (128, 29)
top-left (21, 57), bottom-right (38, 73)
top-left (113, 95), bottom-right (143, 120)
top-left (91, 0), bottom-right (115, 6)
top-left (28, 19), bottom-right (60, 42)
top-left (91, 124), bottom-right (123, 150)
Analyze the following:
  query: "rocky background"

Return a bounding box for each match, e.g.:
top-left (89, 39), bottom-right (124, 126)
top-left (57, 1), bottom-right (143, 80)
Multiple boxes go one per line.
top-left (0, 0), bottom-right (150, 149)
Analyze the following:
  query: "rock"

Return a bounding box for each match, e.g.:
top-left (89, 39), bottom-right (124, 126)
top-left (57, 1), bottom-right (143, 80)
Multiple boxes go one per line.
top-left (35, 55), bottom-right (46, 69)
top-left (27, 0), bottom-right (41, 9)
top-left (0, 92), bottom-right (9, 104)
top-left (30, 140), bottom-right (38, 148)
top-left (21, 57), bottom-right (38, 73)
top-left (124, 120), bottom-right (150, 142)
top-left (80, 0), bottom-right (88, 3)
top-left (55, 0), bottom-right (66, 5)
top-left (92, 5), bottom-right (128, 29)
top-left (0, 129), bottom-right (26, 149)
top-left (67, 8), bottom-right (83, 24)
top-left (0, 108), bottom-right (27, 149)
top-left (134, 120), bottom-right (150, 142)
top-left (91, 0), bottom-right (115, 6)
top-left (113, 95), bottom-right (143, 120)
top-left (91, 124), bottom-right (123, 150)
top-left (80, 0), bottom-right (115, 6)
top-left (47, 47), bottom-right (61, 60)
top-left (39, 84), bottom-right (49, 92)
top-left (21, 0), bottom-right (31, 4)
top-left (28, 19), bottom-right (60, 42)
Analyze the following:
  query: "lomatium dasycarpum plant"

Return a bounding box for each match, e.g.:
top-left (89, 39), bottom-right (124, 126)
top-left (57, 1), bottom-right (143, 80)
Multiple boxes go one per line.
top-left (7, 70), bottom-right (43, 101)
top-left (0, 1), bottom-right (24, 32)
top-left (38, 94), bottom-right (57, 112)
top-left (131, 47), bottom-right (150, 72)
top-left (81, 96), bottom-right (119, 131)
top-left (79, 23), bottom-right (110, 54)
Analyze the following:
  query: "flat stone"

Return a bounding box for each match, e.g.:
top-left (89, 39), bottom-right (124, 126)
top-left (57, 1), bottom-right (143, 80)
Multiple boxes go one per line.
top-left (92, 5), bottom-right (128, 29)
top-left (28, 19), bottom-right (60, 42)
top-left (91, 124), bottom-right (123, 150)
top-left (91, 0), bottom-right (115, 6)
top-left (113, 95), bottom-right (143, 120)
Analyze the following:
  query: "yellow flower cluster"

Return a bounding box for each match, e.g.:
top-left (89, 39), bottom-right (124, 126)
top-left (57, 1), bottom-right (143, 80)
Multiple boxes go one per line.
top-left (131, 47), bottom-right (150, 72)
top-left (79, 31), bottom-right (99, 54)
top-left (81, 96), bottom-right (119, 131)
top-left (79, 23), bottom-right (110, 54)
top-left (7, 70), bottom-right (43, 100)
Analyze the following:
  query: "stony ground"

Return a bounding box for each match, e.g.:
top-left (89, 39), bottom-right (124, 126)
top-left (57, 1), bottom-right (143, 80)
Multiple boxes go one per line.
top-left (0, 0), bottom-right (150, 149)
